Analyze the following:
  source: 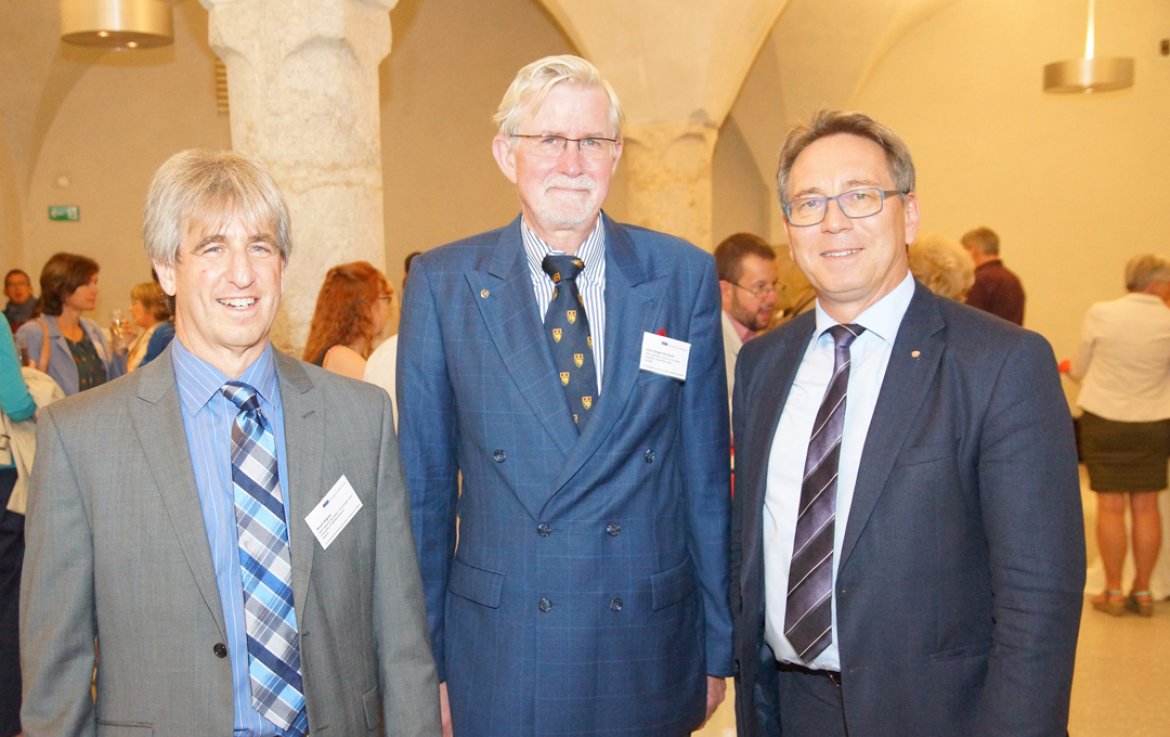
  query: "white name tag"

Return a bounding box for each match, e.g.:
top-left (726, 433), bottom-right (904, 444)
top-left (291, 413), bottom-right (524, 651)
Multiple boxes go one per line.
top-left (305, 475), bottom-right (363, 550)
top-left (639, 332), bottom-right (691, 381)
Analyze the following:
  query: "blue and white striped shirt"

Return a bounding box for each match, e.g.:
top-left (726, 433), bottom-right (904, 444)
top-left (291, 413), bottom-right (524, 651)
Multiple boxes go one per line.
top-left (522, 215), bottom-right (607, 393)
top-left (171, 339), bottom-right (292, 737)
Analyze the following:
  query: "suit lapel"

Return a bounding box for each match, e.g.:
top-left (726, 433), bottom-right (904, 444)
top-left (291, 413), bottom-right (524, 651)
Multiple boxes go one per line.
top-left (129, 349), bottom-right (226, 637)
top-left (839, 284), bottom-right (946, 567)
top-left (468, 218), bottom-right (579, 456)
top-left (274, 352), bottom-right (324, 617)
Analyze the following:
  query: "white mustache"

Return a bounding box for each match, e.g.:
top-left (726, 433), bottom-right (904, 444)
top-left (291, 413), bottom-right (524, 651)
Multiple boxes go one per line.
top-left (543, 175), bottom-right (596, 192)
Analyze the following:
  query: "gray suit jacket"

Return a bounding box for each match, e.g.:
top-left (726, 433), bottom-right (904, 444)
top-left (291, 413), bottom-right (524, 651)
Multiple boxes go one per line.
top-left (20, 347), bottom-right (439, 737)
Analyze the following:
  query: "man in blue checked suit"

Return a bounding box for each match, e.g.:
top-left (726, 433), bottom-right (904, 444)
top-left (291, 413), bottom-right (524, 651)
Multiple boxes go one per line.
top-left (21, 150), bottom-right (439, 737)
top-left (397, 55), bottom-right (733, 737)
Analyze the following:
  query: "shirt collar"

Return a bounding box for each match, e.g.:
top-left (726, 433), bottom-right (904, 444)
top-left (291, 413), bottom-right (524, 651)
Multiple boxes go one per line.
top-left (814, 271), bottom-right (916, 345)
top-left (724, 310), bottom-right (757, 343)
top-left (171, 338), bottom-right (279, 414)
top-left (522, 214), bottom-right (606, 283)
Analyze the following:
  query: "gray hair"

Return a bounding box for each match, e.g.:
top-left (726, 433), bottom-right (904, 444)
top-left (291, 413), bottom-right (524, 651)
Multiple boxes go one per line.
top-left (143, 149), bottom-right (292, 267)
top-left (1124, 253), bottom-right (1170, 292)
top-left (961, 226), bottom-right (1000, 256)
top-left (776, 109), bottom-right (915, 208)
top-left (493, 55), bottom-right (624, 141)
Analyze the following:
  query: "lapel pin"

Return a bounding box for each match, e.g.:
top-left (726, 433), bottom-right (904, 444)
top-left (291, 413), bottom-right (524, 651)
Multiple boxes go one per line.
top-left (480, 289), bottom-right (490, 298)
top-left (911, 350), bottom-right (921, 359)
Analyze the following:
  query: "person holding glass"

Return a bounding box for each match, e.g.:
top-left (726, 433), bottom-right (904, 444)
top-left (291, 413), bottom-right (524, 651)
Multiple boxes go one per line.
top-left (16, 252), bottom-right (124, 395)
top-left (1068, 253), bottom-right (1170, 617)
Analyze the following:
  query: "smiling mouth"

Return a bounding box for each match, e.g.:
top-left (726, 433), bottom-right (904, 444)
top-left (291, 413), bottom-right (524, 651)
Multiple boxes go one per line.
top-left (218, 298), bottom-right (257, 309)
top-left (823, 248), bottom-right (862, 258)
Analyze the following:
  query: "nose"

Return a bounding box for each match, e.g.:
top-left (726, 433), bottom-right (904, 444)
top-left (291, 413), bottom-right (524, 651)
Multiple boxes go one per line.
top-left (821, 196), bottom-right (852, 233)
top-left (557, 139), bottom-right (585, 174)
top-left (226, 247), bottom-right (256, 286)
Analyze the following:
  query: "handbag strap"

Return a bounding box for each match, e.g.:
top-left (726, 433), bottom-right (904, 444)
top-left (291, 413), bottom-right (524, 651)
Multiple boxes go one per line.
top-left (37, 317), bottom-right (51, 373)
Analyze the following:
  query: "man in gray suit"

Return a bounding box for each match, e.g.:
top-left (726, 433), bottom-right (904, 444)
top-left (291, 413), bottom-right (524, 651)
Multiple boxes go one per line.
top-left (20, 149), bottom-right (440, 737)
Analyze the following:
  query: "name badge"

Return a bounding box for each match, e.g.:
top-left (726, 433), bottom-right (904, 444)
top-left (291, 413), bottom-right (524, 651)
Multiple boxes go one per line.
top-left (305, 475), bottom-right (363, 550)
top-left (639, 332), bottom-right (691, 381)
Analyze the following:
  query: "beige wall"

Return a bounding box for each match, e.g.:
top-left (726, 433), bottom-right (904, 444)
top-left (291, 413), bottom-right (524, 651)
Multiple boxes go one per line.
top-left (849, 0), bottom-right (1170, 372)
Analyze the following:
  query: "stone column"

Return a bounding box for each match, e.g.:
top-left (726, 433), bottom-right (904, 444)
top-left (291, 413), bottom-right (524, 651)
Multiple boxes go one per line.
top-left (201, 0), bottom-right (397, 352)
top-left (621, 120), bottom-right (718, 249)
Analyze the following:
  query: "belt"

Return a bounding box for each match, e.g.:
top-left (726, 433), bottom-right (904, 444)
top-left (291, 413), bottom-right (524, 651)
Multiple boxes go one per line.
top-left (777, 660), bottom-right (842, 687)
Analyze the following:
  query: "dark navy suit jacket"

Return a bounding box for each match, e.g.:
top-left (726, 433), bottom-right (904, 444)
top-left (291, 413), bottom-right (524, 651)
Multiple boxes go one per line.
top-left (397, 215), bottom-right (733, 737)
top-left (731, 283), bottom-right (1084, 737)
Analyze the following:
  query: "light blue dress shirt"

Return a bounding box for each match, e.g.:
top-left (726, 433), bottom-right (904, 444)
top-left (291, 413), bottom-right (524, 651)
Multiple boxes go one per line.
top-left (763, 272), bottom-right (915, 671)
top-left (171, 340), bottom-right (293, 737)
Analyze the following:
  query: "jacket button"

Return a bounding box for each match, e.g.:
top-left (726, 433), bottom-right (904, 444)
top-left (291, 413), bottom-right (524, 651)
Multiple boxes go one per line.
top-left (538, 597), bottom-right (553, 613)
top-left (605, 522), bottom-right (621, 537)
top-left (492, 449), bottom-right (506, 463)
top-left (644, 449), bottom-right (655, 463)
top-left (537, 522), bottom-right (551, 537)
top-left (609, 597), bottom-right (623, 612)
top-left (213, 642), bottom-right (228, 658)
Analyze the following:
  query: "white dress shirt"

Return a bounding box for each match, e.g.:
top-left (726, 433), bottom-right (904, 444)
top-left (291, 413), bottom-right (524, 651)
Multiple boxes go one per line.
top-left (763, 272), bottom-right (914, 671)
top-left (1069, 292), bottom-right (1170, 422)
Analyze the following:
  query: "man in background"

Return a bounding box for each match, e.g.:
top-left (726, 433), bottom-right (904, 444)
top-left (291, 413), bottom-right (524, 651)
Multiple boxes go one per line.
top-left (715, 232), bottom-right (778, 410)
top-left (731, 110), bottom-right (1083, 736)
top-left (4, 270), bottom-right (36, 332)
top-left (962, 225), bottom-right (1025, 325)
top-left (397, 55), bottom-right (732, 737)
top-left (21, 149), bottom-right (439, 737)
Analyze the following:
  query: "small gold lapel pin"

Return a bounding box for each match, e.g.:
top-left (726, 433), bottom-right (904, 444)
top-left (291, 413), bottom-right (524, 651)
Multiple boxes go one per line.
top-left (911, 350), bottom-right (921, 359)
top-left (480, 289), bottom-right (490, 298)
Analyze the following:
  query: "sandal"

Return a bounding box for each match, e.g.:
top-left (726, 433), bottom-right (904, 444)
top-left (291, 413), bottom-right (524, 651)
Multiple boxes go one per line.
top-left (1126, 591), bottom-right (1154, 618)
top-left (1091, 589), bottom-right (1126, 616)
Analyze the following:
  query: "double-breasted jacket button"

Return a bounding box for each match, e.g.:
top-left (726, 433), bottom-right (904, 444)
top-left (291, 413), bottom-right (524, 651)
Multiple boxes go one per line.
top-left (609, 597), bottom-right (623, 612)
top-left (537, 522), bottom-right (551, 537)
top-left (492, 449), bottom-right (506, 463)
top-left (605, 521), bottom-right (621, 537)
top-left (644, 449), bottom-right (655, 463)
top-left (538, 597), bottom-right (553, 613)
top-left (213, 642), bottom-right (228, 658)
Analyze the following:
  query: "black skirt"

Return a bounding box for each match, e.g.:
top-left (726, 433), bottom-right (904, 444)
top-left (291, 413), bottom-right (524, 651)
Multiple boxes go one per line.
top-left (1079, 411), bottom-right (1170, 492)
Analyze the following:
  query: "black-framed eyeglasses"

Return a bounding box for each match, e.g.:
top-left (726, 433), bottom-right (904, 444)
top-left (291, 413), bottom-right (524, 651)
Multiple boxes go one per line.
top-left (726, 280), bottom-right (779, 298)
top-left (783, 187), bottom-right (907, 227)
top-left (511, 134), bottom-right (619, 161)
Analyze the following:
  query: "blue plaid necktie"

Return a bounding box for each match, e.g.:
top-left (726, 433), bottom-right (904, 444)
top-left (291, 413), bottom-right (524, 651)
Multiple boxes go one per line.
top-left (785, 324), bottom-right (864, 663)
top-left (221, 381), bottom-right (308, 736)
top-left (542, 254), bottom-right (599, 431)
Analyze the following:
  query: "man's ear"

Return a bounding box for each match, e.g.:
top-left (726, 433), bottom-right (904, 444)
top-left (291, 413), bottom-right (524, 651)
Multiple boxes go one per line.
top-left (492, 135), bottom-right (518, 184)
top-left (153, 261), bottom-right (177, 297)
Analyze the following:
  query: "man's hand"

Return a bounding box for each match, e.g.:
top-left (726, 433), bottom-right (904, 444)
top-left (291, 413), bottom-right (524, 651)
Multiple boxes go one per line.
top-left (440, 681), bottom-right (453, 737)
top-left (702, 676), bottom-right (727, 726)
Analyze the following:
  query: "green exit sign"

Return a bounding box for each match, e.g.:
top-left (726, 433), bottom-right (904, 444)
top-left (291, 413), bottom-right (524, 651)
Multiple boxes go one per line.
top-left (49, 205), bottom-right (80, 222)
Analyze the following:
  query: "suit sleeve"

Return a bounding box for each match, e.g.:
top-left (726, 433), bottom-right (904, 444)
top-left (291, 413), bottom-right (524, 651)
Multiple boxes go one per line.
top-left (973, 331), bottom-right (1084, 736)
top-left (20, 407), bottom-right (98, 737)
top-left (371, 388), bottom-right (442, 736)
top-left (680, 258), bottom-right (734, 677)
top-left (395, 258), bottom-right (459, 680)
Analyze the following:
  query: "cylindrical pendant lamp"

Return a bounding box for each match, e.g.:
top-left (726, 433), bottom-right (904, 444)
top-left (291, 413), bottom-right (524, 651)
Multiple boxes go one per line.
top-left (60, 0), bottom-right (174, 50)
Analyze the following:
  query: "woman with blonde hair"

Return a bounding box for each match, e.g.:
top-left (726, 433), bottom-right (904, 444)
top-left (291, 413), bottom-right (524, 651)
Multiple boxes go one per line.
top-left (302, 261), bottom-right (393, 379)
top-left (125, 281), bottom-right (173, 371)
top-left (908, 233), bottom-right (975, 301)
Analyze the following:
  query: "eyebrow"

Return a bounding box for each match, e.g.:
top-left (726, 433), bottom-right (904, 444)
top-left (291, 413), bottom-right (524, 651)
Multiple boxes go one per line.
top-left (791, 177), bottom-right (884, 199)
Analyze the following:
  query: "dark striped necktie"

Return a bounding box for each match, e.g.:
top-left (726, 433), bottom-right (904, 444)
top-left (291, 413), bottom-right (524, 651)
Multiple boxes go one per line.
top-left (785, 323), bottom-right (864, 663)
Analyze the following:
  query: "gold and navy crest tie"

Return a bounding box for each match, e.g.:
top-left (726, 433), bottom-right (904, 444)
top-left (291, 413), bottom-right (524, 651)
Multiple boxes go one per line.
top-left (541, 254), bottom-right (599, 431)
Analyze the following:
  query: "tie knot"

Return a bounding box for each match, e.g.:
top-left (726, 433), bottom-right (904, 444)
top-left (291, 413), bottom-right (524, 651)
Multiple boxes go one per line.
top-left (827, 323), bottom-right (865, 350)
top-left (221, 381), bottom-right (261, 413)
top-left (542, 254), bottom-right (585, 284)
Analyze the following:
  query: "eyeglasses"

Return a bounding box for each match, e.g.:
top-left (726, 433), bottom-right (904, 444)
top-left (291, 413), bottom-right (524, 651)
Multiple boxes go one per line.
top-left (377, 294), bottom-right (394, 303)
top-left (727, 281), bottom-right (779, 298)
top-left (511, 134), bottom-right (619, 161)
top-left (783, 187), bottom-right (907, 227)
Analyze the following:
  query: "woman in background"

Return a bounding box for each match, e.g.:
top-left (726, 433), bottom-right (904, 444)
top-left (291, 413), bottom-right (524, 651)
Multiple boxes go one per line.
top-left (1068, 254), bottom-right (1170, 617)
top-left (16, 252), bottom-right (123, 395)
top-left (908, 233), bottom-right (975, 301)
top-left (126, 281), bottom-right (173, 371)
top-left (302, 261), bottom-right (393, 380)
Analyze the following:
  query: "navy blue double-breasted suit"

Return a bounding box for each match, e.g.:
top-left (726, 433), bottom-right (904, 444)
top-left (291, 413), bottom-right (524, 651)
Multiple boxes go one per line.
top-left (397, 215), bottom-right (733, 736)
